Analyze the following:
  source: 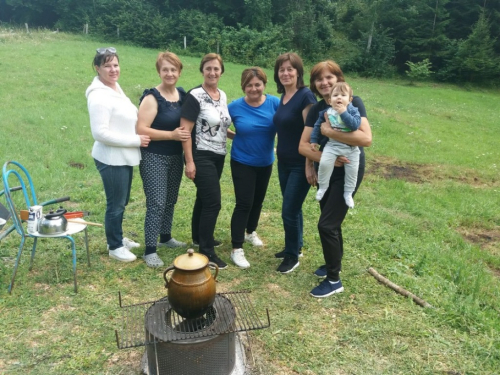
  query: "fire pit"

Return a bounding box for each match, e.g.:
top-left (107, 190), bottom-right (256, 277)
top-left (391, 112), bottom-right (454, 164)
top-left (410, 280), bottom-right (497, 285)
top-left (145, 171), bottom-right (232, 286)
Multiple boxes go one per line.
top-left (115, 291), bottom-right (270, 375)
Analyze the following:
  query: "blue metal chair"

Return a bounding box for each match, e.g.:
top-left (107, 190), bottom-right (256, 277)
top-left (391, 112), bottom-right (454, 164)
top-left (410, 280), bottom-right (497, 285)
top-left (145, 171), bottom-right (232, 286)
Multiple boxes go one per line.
top-left (1, 161), bottom-right (90, 293)
top-left (0, 185), bottom-right (21, 240)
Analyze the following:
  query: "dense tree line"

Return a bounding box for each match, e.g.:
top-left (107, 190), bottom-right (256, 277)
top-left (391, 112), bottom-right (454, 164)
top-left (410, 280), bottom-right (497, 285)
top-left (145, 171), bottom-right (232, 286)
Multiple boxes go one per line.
top-left (1, 0), bottom-right (499, 84)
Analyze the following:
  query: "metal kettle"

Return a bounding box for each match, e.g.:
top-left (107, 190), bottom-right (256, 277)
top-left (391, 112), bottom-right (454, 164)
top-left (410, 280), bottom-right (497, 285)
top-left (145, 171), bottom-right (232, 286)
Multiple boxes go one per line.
top-left (38, 208), bottom-right (68, 235)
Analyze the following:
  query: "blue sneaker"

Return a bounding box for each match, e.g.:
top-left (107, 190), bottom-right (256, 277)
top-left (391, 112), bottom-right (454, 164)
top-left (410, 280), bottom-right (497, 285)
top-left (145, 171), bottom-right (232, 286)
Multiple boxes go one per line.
top-left (310, 279), bottom-right (344, 298)
top-left (313, 265), bottom-right (327, 278)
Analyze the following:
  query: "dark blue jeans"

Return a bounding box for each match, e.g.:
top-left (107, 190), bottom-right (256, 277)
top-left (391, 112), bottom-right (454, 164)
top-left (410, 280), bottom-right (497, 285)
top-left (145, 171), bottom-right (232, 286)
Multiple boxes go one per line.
top-left (191, 150), bottom-right (225, 255)
top-left (94, 159), bottom-right (133, 250)
top-left (277, 160), bottom-right (311, 258)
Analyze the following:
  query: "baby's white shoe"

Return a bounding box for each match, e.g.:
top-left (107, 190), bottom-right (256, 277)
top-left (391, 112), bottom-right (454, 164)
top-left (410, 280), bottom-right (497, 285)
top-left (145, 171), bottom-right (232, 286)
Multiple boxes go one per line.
top-left (316, 188), bottom-right (327, 201)
top-left (344, 193), bottom-right (354, 208)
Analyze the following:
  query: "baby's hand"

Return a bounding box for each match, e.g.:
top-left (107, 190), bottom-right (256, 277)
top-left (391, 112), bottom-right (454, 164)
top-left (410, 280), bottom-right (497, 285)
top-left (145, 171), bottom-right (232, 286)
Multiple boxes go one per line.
top-left (332, 100), bottom-right (347, 114)
top-left (310, 143), bottom-right (319, 151)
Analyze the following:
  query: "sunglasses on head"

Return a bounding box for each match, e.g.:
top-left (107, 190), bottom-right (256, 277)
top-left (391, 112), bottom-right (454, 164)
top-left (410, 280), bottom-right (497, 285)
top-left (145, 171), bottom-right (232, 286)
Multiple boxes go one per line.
top-left (96, 47), bottom-right (117, 54)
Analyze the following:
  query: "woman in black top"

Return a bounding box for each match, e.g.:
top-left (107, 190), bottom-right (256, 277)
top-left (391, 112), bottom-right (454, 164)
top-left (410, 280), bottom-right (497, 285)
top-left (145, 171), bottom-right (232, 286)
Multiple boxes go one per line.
top-left (137, 51), bottom-right (191, 268)
top-left (272, 52), bottom-right (316, 274)
top-left (299, 60), bottom-right (372, 297)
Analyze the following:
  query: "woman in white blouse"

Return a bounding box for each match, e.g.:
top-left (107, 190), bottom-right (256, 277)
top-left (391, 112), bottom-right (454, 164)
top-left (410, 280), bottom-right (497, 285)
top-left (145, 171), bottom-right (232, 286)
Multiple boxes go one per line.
top-left (86, 47), bottom-right (150, 262)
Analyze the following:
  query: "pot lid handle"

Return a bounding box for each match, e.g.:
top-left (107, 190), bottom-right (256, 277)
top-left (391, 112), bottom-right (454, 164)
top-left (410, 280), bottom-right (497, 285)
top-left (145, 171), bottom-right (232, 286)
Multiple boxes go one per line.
top-left (45, 208), bottom-right (67, 219)
top-left (173, 249), bottom-right (208, 270)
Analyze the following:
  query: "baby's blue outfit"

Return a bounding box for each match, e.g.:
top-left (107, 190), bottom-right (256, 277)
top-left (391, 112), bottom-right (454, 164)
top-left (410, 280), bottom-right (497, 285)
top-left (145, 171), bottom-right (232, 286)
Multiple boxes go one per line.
top-left (311, 104), bottom-right (361, 193)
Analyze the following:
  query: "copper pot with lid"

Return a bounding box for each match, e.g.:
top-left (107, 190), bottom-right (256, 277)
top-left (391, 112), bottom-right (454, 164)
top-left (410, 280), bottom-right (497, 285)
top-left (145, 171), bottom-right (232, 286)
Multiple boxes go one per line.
top-left (163, 249), bottom-right (219, 319)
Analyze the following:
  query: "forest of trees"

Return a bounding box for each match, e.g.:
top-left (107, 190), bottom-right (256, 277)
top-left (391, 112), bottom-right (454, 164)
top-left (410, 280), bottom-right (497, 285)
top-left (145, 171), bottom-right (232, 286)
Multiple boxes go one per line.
top-left (1, 0), bottom-right (499, 84)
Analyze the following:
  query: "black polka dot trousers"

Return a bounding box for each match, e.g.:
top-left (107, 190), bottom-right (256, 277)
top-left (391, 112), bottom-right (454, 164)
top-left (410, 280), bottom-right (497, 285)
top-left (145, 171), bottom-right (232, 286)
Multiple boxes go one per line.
top-left (139, 150), bottom-right (183, 250)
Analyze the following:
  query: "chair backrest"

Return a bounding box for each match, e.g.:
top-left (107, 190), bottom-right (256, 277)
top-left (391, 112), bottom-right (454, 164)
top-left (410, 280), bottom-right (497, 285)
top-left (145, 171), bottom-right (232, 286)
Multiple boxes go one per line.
top-left (2, 161), bottom-right (38, 236)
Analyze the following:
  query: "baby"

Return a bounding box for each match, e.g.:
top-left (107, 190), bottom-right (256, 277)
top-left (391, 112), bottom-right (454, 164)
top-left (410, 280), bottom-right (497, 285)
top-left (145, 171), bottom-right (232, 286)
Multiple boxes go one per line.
top-left (310, 82), bottom-right (361, 208)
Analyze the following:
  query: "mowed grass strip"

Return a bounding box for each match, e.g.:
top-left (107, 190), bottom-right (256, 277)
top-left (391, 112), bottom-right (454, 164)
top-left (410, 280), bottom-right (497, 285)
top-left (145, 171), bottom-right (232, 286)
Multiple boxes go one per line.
top-left (0, 29), bottom-right (499, 374)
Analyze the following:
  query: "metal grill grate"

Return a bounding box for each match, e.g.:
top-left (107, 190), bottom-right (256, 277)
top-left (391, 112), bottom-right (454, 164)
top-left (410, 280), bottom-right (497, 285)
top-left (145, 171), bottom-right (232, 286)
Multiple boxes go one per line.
top-left (115, 291), bottom-right (270, 349)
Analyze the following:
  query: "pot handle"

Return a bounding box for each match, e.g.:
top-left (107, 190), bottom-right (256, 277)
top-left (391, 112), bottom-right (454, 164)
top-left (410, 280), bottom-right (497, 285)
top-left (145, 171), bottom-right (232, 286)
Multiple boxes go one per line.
top-left (163, 265), bottom-right (175, 288)
top-left (208, 262), bottom-right (219, 281)
top-left (45, 208), bottom-right (67, 219)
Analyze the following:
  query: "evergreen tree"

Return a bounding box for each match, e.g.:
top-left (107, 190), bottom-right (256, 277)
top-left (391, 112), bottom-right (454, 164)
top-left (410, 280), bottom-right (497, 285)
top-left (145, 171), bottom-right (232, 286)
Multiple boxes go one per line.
top-left (454, 13), bottom-right (499, 82)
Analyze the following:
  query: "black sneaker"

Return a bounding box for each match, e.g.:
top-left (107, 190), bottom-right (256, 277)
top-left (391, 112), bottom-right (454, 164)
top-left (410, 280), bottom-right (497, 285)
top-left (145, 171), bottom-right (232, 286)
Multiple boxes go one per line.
top-left (193, 240), bottom-right (222, 247)
top-left (203, 252), bottom-right (228, 270)
top-left (274, 248), bottom-right (303, 259)
top-left (277, 256), bottom-right (299, 274)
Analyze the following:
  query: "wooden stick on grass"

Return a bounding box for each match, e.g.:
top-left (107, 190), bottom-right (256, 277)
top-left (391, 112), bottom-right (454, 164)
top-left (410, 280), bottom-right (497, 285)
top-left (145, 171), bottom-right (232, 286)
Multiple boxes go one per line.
top-left (367, 267), bottom-right (433, 308)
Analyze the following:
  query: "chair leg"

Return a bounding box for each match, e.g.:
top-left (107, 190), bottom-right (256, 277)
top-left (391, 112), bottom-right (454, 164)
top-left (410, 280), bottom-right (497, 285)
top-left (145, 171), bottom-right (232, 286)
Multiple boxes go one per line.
top-left (84, 227), bottom-right (90, 267)
top-left (29, 237), bottom-right (38, 271)
top-left (66, 236), bottom-right (78, 293)
top-left (8, 236), bottom-right (26, 294)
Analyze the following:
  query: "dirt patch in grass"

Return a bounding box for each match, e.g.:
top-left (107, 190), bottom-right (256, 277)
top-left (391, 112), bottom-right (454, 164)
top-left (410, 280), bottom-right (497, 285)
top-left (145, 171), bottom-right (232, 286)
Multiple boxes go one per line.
top-left (457, 226), bottom-right (500, 276)
top-left (106, 350), bottom-right (143, 374)
top-left (68, 161), bottom-right (85, 169)
top-left (458, 227), bottom-right (500, 254)
top-left (266, 283), bottom-right (290, 298)
top-left (367, 156), bottom-right (495, 186)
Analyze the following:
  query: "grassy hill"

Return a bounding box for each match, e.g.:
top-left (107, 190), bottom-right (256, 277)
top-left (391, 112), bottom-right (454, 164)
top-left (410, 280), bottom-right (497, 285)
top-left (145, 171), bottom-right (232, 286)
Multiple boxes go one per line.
top-left (0, 29), bottom-right (499, 374)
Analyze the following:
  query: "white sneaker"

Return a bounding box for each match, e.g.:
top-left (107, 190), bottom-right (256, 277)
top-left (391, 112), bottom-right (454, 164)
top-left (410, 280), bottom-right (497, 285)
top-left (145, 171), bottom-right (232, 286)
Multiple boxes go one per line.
top-left (231, 248), bottom-right (250, 269)
top-left (244, 231), bottom-right (263, 247)
top-left (109, 246), bottom-right (137, 262)
top-left (158, 238), bottom-right (187, 248)
top-left (123, 237), bottom-right (140, 248)
top-left (107, 237), bottom-right (141, 250)
top-left (316, 188), bottom-right (327, 201)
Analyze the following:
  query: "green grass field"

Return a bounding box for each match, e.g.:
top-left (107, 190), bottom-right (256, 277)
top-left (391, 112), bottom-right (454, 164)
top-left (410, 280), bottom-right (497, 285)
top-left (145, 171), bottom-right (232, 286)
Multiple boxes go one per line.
top-left (0, 29), bottom-right (499, 374)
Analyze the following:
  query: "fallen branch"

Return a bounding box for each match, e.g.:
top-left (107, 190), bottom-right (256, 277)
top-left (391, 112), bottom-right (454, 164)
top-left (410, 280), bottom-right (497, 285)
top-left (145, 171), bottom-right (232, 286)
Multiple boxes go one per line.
top-left (367, 267), bottom-right (433, 308)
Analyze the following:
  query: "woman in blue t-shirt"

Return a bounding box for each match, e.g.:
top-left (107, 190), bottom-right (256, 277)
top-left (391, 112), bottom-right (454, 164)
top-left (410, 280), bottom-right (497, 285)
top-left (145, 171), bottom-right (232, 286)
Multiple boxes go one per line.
top-left (136, 51), bottom-right (191, 268)
top-left (228, 67), bottom-right (280, 269)
top-left (272, 53), bottom-right (317, 274)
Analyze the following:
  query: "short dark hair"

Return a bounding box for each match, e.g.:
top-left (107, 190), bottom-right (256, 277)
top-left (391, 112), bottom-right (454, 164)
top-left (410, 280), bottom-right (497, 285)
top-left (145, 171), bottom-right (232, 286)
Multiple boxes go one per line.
top-left (273, 52), bottom-right (305, 94)
top-left (240, 67), bottom-right (267, 91)
top-left (199, 53), bottom-right (224, 74)
top-left (92, 50), bottom-right (119, 71)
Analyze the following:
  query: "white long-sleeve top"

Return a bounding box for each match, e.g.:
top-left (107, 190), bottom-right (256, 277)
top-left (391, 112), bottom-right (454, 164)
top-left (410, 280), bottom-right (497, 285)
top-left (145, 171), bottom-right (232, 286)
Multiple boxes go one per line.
top-left (86, 76), bottom-right (141, 166)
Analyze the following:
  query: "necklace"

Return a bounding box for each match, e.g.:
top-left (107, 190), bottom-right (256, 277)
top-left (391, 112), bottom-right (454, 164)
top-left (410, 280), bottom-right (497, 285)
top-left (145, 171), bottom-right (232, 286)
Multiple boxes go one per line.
top-left (202, 83), bottom-right (220, 100)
